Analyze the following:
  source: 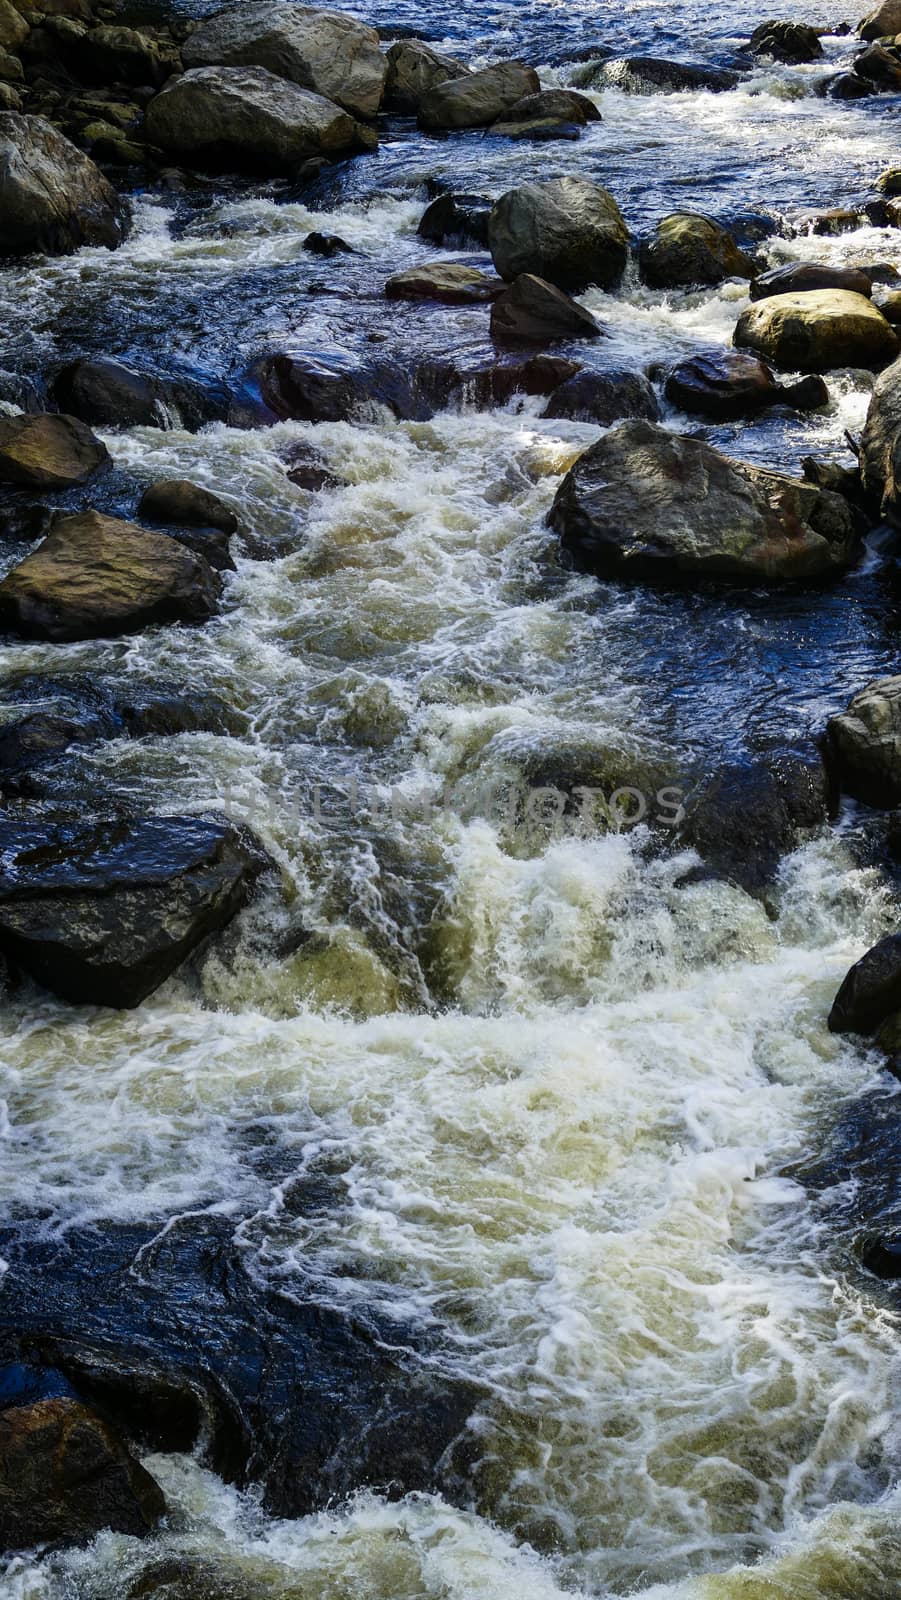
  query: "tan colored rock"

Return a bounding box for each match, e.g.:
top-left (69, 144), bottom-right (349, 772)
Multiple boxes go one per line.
top-left (639, 212), bottom-right (756, 288)
top-left (385, 262), bottom-right (503, 304)
top-left (0, 412), bottom-right (109, 487)
top-left (734, 289), bottom-right (899, 372)
top-left (859, 0), bottom-right (901, 38)
top-left (0, 0), bottom-right (27, 51)
top-left (828, 676), bottom-right (901, 804)
top-left (145, 65), bottom-right (364, 171)
top-left (384, 39), bottom-right (468, 111)
top-left (418, 60), bottom-right (539, 129)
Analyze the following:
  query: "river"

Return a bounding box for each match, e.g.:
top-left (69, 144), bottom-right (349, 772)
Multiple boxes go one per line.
top-left (1, 1), bottom-right (901, 1596)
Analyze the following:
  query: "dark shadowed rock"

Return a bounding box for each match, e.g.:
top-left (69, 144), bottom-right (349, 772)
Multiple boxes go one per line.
top-left (549, 419), bottom-right (858, 585)
top-left (0, 1398), bottom-right (165, 1552)
top-left (678, 746), bottom-right (832, 897)
top-left (139, 479), bottom-right (239, 535)
top-left (860, 353), bottom-right (901, 524)
top-left (302, 230), bottom-right (353, 256)
top-left (257, 349), bottom-right (430, 423)
top-left (384, 38), bottom-right (468, 111)
top-left (489, 176), bottom-right (630, 292)
top-left (418, 60), bottom-right (539, 129)
top-left (496, 88), bottom-right (601, 125)
top-left (0, 113), bottom-right (126, 257)
top-left (597, 56), bottom-right (740, 93)
top-left (280, 440), bottom-right (347, 489)
top-left (824, 70), bottom-right (874, 97)
top-left (664, 351), bottom-right (828, 420)
top-left (854, 40), bottom-right (901, 89)
top-left (735, 290), bottom-right (899, 373)
top-left (182, 1), bottom-right (388, 120)
top-left (748, 20), bottom-right (823, 61)
top-left (417, 191), bottom-right (492, 248)
top-left (490, 274), bottom-right (603, 347)
top-left (144, 67), bottom-right (365, 173)
top-left (542, 368), bottom-right (659, 423)
top-left (51, 358), bottom-right (166, 429)
top-left (385, 262), bottom-right (504, 304)
top-left (639, 213), bottom-right (757, 289)
top-left (0, 509), bottom-right (221, 642)
top-left (0, 812), bottom-right (263, 1007)
top-left (750, 262), bottom-right (873, 302)
top-left (827, 676), bottom-right (901, 805)
top-left (0, 412), bottom-right (109, 488)
top-left (829, 932), bottom-right (901, 1033)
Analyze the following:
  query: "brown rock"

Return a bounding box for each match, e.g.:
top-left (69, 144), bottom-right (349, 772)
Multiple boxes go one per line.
top-left (0, 412), bottom-right (109, 488)
top-left (385, 262), bottom-right (504, 304)
top-left (139, 479), bottom-right (238, 534)
top-left (490, 273), bottom-right (603, 346)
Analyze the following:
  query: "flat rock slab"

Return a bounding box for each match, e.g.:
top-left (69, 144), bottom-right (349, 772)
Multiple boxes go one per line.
top-left (385, 262), bottom-right (504, 304)
top-left (0, 812), bottom-right (262, 1006)
top-left (734, 289), bottom-right (899, 373)
top-left (0, 509), bottom-right (221, 642)
top-left (548, 418), bottom-right (857, 585)
top-left (0, 412), bottom-right (109, 489)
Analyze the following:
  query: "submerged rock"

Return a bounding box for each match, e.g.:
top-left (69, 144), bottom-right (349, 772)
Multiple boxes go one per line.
top-left (385, 262), bottom-right (504, 304)
top-left (0, 812), bottom-right (263, 1007)
top-left (829, 932), bottom-right (901, 1034)
top-left (679, 747), bottom-right (832, 898)
top-left (860, 353), bottom-right (901, 524)
top-left (490, 274), bottom-right (603, 346)
top-left (734, 290), bottom-right (899, 373)
top-left (749, 262), bottom-right (873, 301)
top-left (0, 412), bottom-right (109, 488)
top-left (0, 509), bottom-right (221, 642)
top-left (489, 176), bottom-right (630, 293)
top-left (664, 351), bottom-right (828, 420)
top-left (548, 419), bottom-right (858, 585)
top-left (597, 56), bottom-right (740, 93)
top-left (418, 60), bottom-right (539, 129)
top-left (417, 191), bottom-right (492, 248)
top-left (0, 113), bottom-right (126, 257)
top-left (384, 38), bottom-right (468, 111)
top-left (639, 213), bottom-right (757, 289)
top-left (0, 1398), bottom-right (165, 1552)
top-left (748, 20), bottom-right (823, 61)
top-left (182, 1), bottom-right (388, 120)
top-left (827, 676), bottom-right (901, 806)
top-left (542, 368), bottom-right (659, 423)
top-left (144, 66), bottom-right (365, 173)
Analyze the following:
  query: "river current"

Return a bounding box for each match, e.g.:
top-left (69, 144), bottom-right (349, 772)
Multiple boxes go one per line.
top-left (2, 1), bottom-right (901, 1596)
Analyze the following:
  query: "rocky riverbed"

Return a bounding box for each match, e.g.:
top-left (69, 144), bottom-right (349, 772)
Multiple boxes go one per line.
top-left (1, 0), bottom-right (901, 1596)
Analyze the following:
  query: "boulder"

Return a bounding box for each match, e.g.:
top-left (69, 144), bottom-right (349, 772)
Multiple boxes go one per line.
top-left (490, 274), bottom-right (603, 347)
top-left (679, 747), bottom-right (832, 897)
top-left (383, 38), bottom-right (468, 111)
top-left (70, 23), bottom-right (178, 87)
top-left (139, 479), bottom-right (238, 535)
top-left (878, 167), bottom-right (901, 195)
top-left (0, 412), bottom-right (109, 488)
top-left (734, 290), bottom-right (899, 373)
top-left (664, 351), bottom-right (828, 420)
top-left (418, 60), bottom-right (539, 129)
top-left (0, 812), bottom-right (262, 1006)
top-left (302, 230), bottom-right (353, 256)
top-left (417, 191), bottom-right (492, 247)
top-left (182, 1), bottom-right (387, 120)
top-left (490, 115), bottom-right (581, 142)
top-left (0, 112), bottom-right (125, 256)
top-left (0, 509), bottom-right (222, 642)
top-left (489, 176), bottom-right (630, 293)
top-left (854, 40), bottom-right (901, 87)
top-left (542, 368), bottom-right (660, 424)
top-left (829, 932), bottom-right (901, 1033)
top-left (0, 1398), bottom-right (165, 1551)
top-left (51, 358), bottom-right (166, 428)
top-left (0, 0), bottom-right (27, 51)
top-left (144, 66), bottom-right (364, 173)
top-left (548, 419), bottom-right (858, 584)
top-left (827, 676), bottom-right (901, 804)
top-left (825, 69), bottom-right (874, 96)
top-left (597, 56), bottom-right (740, 93)
top-left (750, 262), bottom-right (873, 301)
top-left (748, 20), bottom-right (823, 61)
top-left (860, 354), bottom-right (901, 521)
top-left (639, 213), bottom-right (757, 289)
top-left (495, 88), bottom-right (601, 125)
top-left (859, 0), bottom-right (901, 37)
top-left (385, 262), bottom-right (504, 304)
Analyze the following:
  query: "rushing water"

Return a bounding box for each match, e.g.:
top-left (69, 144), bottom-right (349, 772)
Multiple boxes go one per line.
top-left (2, 0), bottom-right (901, 1596)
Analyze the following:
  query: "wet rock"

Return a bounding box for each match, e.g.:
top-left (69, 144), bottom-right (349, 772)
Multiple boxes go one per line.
top-left (878, 167), bottom-right (901, 195)
top-left (0, 0), bottom-right (28, 52)
top-left (495, 87), bottom-right (601, 125)
top-left (860, 1237), bottom-right (901, 1277)
top-left (0, 1212), bottom-right (484, 1514)
top-left (280, 440), bottom-right (346, 490)
top-left (548, 418), bottom-right (858, 585)
top-left (138, 479), bottom-right (238, 536)
top-left (639, 213), bottom-right (757, 289)
top-left (490, 115), bottom-right (581, 142)
top-left (490, 274), bottom-right (603, 347)
top-left (827, 676), bottom-right (901, 805)
top-left (417, 191), bottom-right (491, 248)
top-left (0, 509), bottom-right (221, 642)
top-left (0, 1398), bottom-right (165, 1552)
top-left (859, 0), bottom-right (901, 36)
top-left (302, 230), bottom-right (353, 256)
top-left (458, 352), bottom-right (580, 408)
top-left (0, 812), bottom-right (263, 1006)
top-left (860, 353), bottom-right (901, 523)
top-left (114, 682), bottom-right (242, 738)
top-left (0, 411), bottom-right (109, 488)
top-left (385, 262), bottom-right (504, 305)
top-left (664, 351), bottom-right (828, 420)
top-left (182, 1), bottom-right (387, 120)
top-left (489, 176), bottom-right (630, 293)
top-left (748, 20), bottom-right (823, 61)
top-left (734, 290), bottom-right (899, 373)
top-left (257, 349), bottom-right (429, 423)
top-left (383, 38), bottom-right (468, 112)
top-left (596, 56), bottom-right (740, 93)
top-left (0, 112), bottom-right (125, 256)
top-left (418, 60), bottom-right (539, 129)
top-left (854, 39), bottom-right (901, 87)
top-left (678, 746), bottom-right (832, 897)
top-left (144, 67), bottom-right (365, 174)
top-left (50, 358), bottom-right (166, 429)
top-left (825, 69), bottom-right (874, 96)
top-left (542, 368), bottom-right (659, 424)
top-left (829, 931), bottom-right (901, 1033)
top-left (750, 262), bottom-right (873, 301)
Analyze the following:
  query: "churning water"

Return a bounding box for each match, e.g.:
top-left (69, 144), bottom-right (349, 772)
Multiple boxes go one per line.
top-left (2, 0), bottom-right (901, 1595)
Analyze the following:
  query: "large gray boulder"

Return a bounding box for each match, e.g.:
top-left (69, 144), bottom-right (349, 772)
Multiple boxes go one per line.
top-left (418, 60), bottom-right (539, 129)
top-left (548, 419), bottom-right (858, 585)
top-left (734, 289), bottom-right (899, 373)
top-left (384, 39), bottom-right (468, 111)
top-left (860, 354), bottom-right (901, 524)
top-left (144, 66), bottom-right (365, 172)
top-left (639, 213), bottom-right (757, 289)
top-left (182, 1), bottom-right (387, 119)
top-left (489, 176), bottom-right (630, 293)
top-left (0, 113), bottom-right (126, 257)
top-left (827, 676), bottom-right (901, 804)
